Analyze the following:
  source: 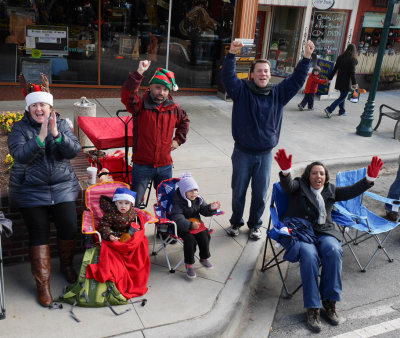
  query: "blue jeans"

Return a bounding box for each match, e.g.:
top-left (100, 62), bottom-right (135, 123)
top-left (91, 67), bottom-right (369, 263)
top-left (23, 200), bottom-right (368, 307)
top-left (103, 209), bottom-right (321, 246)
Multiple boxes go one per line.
top-left (326, 90), bottom-right (348, 114)
top-left (299, 235), bottom-right (342, 309)
top-left (386, 164), bottom-right (400, 212)
top-left (230, 146), bottom-right (272, 229)
top-left (131, 163), bottom-right (172, 207)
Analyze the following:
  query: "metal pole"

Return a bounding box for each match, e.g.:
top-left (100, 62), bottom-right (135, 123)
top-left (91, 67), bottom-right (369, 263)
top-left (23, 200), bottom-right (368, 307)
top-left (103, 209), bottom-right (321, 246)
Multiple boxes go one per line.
top-left (356, 0), bottom-right (396, 137)
top-left (165, 0), bottom-right (173, 69)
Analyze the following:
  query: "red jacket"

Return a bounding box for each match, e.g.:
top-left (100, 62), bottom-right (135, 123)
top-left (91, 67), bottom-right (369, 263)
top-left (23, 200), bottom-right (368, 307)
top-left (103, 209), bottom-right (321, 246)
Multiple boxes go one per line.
top-left (121, 72), bottom-right (190, 167)
top-left (304, 73), bottom-right (328, 94)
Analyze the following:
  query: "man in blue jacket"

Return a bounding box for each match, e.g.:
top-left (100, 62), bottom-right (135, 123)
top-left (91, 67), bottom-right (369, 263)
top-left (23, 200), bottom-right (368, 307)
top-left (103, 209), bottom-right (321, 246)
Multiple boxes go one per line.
top-left (221, 39), bottom-right (315, 240)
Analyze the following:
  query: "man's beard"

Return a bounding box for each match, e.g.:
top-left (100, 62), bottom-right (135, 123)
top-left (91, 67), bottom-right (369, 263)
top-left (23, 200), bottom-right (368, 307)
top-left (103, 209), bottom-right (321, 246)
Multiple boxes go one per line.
top-left (150, 91), bottom-right (166, 105)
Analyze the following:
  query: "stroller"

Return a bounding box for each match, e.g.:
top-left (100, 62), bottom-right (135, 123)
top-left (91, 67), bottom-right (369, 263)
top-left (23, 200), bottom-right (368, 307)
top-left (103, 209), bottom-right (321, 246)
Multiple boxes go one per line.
top-left (78, 109), bottom-right (152, 208)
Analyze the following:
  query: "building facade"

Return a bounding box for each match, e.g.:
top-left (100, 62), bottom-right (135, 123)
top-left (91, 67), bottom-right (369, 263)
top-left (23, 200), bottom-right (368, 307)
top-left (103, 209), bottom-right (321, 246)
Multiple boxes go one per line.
top-left (2, 0), bottom-right (397, 91)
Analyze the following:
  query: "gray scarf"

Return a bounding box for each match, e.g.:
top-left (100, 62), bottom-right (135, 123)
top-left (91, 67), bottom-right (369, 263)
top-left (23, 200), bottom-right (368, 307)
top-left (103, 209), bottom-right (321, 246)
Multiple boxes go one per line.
top-left (310, 186), bottom-right (327, 225)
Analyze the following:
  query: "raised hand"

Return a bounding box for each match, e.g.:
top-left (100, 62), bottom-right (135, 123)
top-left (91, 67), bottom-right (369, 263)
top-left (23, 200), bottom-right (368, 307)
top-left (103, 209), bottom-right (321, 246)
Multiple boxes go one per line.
top-left (229, 40), bottom-right (243, 54)
top-left (366, 156), bottom-right (383, 182)
top-left (304, 40), bottom-right (315, 59)
top-left (274, 149), bottom-right (292, 173)
top-left (49, 111), bottom-right (59, 138)
top-left (137, 60), bottom-right (151, 75)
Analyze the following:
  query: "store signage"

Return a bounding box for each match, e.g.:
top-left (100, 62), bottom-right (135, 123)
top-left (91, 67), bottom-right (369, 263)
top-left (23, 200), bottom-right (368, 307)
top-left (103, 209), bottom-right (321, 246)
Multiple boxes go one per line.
top-left (316, 58), bottom-right (334, 95)
top-left (312, 0), bottom-right (335, 10)
top-left (363, 12), bottom-right (400, 28)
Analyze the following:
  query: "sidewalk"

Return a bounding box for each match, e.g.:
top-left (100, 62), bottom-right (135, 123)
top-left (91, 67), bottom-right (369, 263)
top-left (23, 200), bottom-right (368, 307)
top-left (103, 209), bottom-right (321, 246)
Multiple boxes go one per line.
top-left (0, 90), bottom-right (399, 337)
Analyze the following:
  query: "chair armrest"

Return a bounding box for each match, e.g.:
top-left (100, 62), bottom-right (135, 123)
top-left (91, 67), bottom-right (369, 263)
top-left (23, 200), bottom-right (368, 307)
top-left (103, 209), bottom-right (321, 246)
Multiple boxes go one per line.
top-left (363, 191), bottom-right (400, 211)
top-left (333, 203), bottom-right (367, 222)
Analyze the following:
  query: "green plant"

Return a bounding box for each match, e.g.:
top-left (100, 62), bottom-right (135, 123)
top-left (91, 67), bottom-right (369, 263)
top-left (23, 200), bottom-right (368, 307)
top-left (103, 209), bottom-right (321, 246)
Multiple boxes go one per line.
top-left (0, 111), bottom-right (24, 134)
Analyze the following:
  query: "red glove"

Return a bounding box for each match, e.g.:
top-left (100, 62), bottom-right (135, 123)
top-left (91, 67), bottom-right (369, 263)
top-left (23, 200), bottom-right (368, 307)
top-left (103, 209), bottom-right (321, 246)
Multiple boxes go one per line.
top-left (274, 149), bottom-right (292, 173)
top-left (366, 156), bottom-right (383, 182)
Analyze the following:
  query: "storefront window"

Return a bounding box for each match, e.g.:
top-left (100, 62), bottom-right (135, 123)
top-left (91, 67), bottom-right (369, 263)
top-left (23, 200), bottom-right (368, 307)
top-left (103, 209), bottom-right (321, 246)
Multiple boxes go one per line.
top-left (167, 0), bottom-right (233, 88)
top-left (0, 0), bottom-right (234, 88)
top-left (309, 10), bottom-right (349, 62)
top-left (0, 0), bottom-right (99, 84)
top-left (359, 12), bottom-right (400, 55)
top-left (99, 0), bottom-right (169, 86)
top-left (267, 7), bottom-right (303, 77)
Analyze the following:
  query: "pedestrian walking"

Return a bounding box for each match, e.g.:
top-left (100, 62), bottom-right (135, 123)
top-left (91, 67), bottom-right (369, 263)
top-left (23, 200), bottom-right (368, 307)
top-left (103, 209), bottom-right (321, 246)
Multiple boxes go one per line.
top-left (298, 66), bottom-right (328, 111)
top-left (324, 43), bottom-right (358, 118)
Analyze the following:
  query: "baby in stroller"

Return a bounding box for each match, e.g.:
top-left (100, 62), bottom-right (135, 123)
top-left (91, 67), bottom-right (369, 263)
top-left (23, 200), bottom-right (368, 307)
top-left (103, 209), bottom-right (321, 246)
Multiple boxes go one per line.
top-left (98, 188), bottom-right (140, 242)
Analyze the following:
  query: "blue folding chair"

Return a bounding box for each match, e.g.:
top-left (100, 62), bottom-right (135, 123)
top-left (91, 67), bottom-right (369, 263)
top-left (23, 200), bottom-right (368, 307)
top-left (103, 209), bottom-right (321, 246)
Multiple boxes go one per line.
top-left (261, 182), bottom-right (302, 298)
top-left (332, 168), bottom-right (400, 272)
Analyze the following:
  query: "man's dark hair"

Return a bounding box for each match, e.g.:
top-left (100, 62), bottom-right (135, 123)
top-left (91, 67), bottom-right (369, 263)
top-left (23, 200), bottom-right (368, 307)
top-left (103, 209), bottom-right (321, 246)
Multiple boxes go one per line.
top-left (301, 161), bottom-right (330, 185)
top-left (250, 59), bottom-right (271, 73)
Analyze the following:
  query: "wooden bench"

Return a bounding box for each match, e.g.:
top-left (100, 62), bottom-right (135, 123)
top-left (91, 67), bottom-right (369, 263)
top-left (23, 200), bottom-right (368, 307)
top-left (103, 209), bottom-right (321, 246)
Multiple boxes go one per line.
top-left (374, 104), bottom-right (400, 139)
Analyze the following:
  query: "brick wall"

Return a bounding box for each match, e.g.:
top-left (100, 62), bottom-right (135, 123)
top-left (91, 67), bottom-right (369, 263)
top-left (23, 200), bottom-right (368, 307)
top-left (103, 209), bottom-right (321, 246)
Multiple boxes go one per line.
top-left (1, 152), bottom-right (90, 265)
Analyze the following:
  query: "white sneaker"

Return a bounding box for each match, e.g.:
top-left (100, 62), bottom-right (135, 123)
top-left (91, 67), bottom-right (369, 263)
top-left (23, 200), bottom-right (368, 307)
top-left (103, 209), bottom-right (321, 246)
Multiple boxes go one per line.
top-left (227, 225), bottom-right (240, 237)
top-left (249, 228), bottom-right (262, 240)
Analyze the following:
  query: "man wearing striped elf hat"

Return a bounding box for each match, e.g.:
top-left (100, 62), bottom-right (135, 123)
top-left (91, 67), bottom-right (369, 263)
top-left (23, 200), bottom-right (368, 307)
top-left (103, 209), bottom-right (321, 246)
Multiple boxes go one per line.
top-left (121, 60), bottom-right (190, 208)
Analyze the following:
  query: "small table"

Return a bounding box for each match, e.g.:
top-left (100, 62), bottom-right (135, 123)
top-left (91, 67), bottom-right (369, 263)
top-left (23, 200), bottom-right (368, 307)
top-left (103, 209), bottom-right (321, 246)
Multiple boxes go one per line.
top-left (374, 104), bottom-right (400, 139)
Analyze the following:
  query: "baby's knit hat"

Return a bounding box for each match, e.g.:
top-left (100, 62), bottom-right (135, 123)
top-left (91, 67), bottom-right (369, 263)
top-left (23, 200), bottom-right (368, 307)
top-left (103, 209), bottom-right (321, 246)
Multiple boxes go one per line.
top-left (149, 68), bottom-right (179, 91)
top-left (19, 73), bottom-right (53, 111)
top-left (178, 172), bottom-right (201, 207)
top-left (113, 187), bottom-right (137, 205)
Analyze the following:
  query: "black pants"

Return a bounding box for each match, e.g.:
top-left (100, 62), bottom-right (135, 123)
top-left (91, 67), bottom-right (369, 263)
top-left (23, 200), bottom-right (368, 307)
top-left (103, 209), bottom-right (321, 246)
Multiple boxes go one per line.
top-left (299, 93), bottom-right (315, 109)
top-left (178, 230), bottom-right (211, 265)
top-left (21, 202), bottom-right (78, 246)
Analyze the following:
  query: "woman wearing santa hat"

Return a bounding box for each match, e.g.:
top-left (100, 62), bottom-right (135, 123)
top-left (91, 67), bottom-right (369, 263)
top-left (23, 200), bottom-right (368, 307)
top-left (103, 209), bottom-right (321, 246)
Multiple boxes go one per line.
top-left (8, 74), bottom-right (81, 307)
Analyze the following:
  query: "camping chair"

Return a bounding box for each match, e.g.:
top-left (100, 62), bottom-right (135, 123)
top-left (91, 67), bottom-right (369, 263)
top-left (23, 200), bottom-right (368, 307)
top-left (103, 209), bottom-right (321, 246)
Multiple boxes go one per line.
top-left (261, 182), bottom-right (302, 298)
top-left (82, 181), bottom-right (157, 245)
top-left (152, 178), bottom-right (224, 273)
top-left (332, 168), bottom-right (400, 272)
top-left (78, 110), bottom-right (152, 208)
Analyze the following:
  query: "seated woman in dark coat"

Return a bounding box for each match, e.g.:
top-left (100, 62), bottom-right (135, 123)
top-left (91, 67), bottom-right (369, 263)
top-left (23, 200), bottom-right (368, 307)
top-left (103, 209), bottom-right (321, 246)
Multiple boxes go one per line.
top-left (274, 149), bottom-right (383, 333)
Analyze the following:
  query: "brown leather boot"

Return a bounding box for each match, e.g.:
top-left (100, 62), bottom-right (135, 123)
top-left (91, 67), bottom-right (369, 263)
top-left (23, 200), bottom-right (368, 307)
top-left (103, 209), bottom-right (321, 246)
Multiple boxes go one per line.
top-left (29, 245), bottom-right (53, 307)
top-left (58, 239), bottom-right (78, 284)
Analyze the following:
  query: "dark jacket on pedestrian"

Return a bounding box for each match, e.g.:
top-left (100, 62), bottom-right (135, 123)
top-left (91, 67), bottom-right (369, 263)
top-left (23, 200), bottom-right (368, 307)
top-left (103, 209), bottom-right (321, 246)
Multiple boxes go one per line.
top-left (121, 71), bottom-right (190, 168)
top-left (221, 54), bottom-right (310, 154)
top-left (279, 172), bottom-right (372, 241)
top-left (170, 188), bottom-right (217, 233)
top-left (8, 112), bottom-right (81, 208)
top-left (329, 53), bottom-right (358, 92)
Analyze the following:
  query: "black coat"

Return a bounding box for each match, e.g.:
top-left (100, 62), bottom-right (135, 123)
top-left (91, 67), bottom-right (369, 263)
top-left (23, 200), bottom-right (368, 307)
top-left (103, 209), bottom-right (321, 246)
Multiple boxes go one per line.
top-left (279, 172), bottom-right (372, 241)
top-left (170, 188), bottom-right (216, 233)
top-left (8, 111), bottom-right (81, 208)
top-left (329, 54), bottom-right (358, 92)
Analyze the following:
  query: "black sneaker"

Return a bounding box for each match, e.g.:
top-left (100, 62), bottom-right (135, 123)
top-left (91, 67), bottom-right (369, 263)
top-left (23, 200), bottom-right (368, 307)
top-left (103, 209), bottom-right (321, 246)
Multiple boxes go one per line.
top-left (322, 300), bottom-right (340, 325)
top-left (298, 104), bottom-right (304, 111)
top-left (306, 308), bottom-right (322, 333)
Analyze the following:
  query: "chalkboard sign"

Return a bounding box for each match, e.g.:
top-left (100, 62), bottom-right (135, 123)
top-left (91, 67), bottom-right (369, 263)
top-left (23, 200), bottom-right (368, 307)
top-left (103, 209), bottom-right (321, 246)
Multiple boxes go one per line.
top-left (25, 25), bottom-right (68, 56)
top-left (310, 11), bottom-right (348, 61)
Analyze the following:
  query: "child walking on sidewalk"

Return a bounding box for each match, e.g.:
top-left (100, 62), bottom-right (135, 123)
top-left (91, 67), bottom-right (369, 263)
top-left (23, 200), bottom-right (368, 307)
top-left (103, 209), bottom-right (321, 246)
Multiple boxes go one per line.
top-left (170, 173), bottom-right (221, 279)
top-left (298, 66), bottom-right (328, 111)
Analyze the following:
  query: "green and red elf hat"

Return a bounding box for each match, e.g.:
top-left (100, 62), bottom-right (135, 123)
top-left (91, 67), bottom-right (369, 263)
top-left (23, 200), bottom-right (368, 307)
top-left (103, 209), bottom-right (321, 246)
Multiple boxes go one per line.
top-left (149, 68), bottom-right (179, 91)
